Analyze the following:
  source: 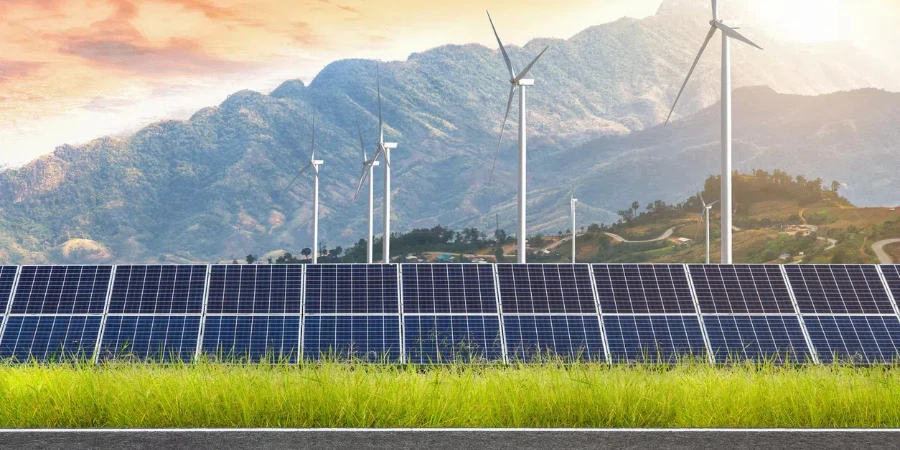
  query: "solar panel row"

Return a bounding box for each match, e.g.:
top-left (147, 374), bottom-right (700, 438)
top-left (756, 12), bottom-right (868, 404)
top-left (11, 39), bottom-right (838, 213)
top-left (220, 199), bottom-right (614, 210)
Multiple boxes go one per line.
top-left (0, 264), bottom-right (898, 365)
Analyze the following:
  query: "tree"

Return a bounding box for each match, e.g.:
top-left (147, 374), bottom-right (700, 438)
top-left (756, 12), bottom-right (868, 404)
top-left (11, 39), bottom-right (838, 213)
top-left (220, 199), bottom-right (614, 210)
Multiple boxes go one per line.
top-left (245, 254), bottom-right (257, 265)
top-left (494, 247), bottom-right (504, 264)
top-left (267, 258), bottom-right (273, 264)
top-left (330, 246), bottom-right (343, 258)
top-left (631, 201), bottom-right (640, 214)
top-left (831, 180), bottom-right (841, 194)
top-left (301, 248), bottom-right (312, 259)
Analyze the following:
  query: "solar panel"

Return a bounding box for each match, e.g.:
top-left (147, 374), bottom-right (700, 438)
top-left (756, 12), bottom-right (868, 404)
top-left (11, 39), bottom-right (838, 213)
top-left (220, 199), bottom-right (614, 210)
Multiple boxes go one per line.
top-left (689, 265), bottom-right (796, 314)
top-left (496, 264), bottom-right (596, 314)
top-left (803, 315), bottom-right (900, 364)
top-left (503, 315), bottom-right (605, 362)
top-left (109, 265), bottom-right (207, 314)
top-left (0, 316), bottom-right (102, 362)
top-left (207, 265), bottom-right (302, 314)
top-left (10, 266), bottom-right (112, 314)
top-left (703, 315), bottom-right (813, 364)
top-left (593, 264), bottom-right (696, 314)
top-left (98, 315), bottom-right (201, 362)
top-left (785, 265), bottom-right (894, 314)
top-left (302, 315), bottom-right (401, 362)
top-left (201, 316), bottom-right (300, 363)
top-left (401, 264), bottom-right (497, 314)
top-left (305, 265), bottom-right (399, 314)
top-left (404, 315), bottom-right (503, 364)
top-left (880, 265), bottom-right (900, 301)
top-left (0, 266), bottom-right (18, 314)
top-left (603, 315), bottom-right (707, 363)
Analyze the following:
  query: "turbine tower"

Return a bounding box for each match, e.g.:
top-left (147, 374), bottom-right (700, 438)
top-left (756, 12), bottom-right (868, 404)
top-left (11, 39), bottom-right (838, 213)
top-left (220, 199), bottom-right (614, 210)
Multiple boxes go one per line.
top-left (665, 0), bottom-right (762, 264)
top-left (285, 115), bottom-right (324, 263)
top-left (368, 64), bottom-right (397, 264)
top-left (698, 192), bottom-right (719, 264)
top-left (570, 189), bottom-right (578, 264)
top-left (353, 113), bottom-right (380, 264)
top-left (487, 11), bottom-right (549, 264)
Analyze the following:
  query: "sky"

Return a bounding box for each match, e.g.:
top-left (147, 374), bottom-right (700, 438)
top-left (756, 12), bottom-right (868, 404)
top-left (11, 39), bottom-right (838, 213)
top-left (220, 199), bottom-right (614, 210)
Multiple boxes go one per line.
top-left (0, 0), bottom-right (897, 167)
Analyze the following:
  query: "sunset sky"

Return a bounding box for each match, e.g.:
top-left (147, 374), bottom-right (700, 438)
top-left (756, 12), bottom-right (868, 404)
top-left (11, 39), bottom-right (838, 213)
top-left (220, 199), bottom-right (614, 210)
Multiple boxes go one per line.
top-left (1, 0), bottom-right (897, 167)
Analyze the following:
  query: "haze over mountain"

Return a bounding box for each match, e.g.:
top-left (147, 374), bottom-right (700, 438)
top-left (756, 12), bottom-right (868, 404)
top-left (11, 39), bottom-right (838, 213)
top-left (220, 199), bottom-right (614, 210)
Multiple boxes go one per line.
top-left (0, 0), bottom-right (896, 264)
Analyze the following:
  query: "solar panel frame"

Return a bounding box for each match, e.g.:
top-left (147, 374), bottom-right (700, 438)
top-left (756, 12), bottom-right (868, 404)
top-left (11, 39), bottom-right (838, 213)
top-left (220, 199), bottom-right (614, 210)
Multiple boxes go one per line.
top-left (802, 315), bottom-right (900, 365)
top-left (602, 315), bottom-right (709, 364)
top-left (9, 265), bottom-right (113, 314)
top-left (97, 314), bottom-right (202, 363)
top-left (302, 315), bottom-right (402, 363)
top-left (0, 315), bottom-right (103, 362)
top-left (688, 264), bottom-right (796, 314)
top-left (403, 315), bottom-right (504, 364)
top-left (593, 264), bottom-right (697, 314)
top-left (502, 314), bottom-right (606, 363)
top-left (302, 264), bottom-right (402, 363)
top-left (703, 315), bottom-right (814, 364)
top-left (496, 264), bottom-right (597, 314)
top-left (875, 265), bottom-right (900, 316)
top-left (108, 265), bottom-right (208, 314)
top-left (0, 265), bottom-right (20, 315)
top-left (400, 264), bottom-right (498, 314)
top-left (206, 265), bottom-right (303, 314)
top-left (200, 315), bottom-right (300, 363)
top-left (784, 265), bottom-right (895, 314)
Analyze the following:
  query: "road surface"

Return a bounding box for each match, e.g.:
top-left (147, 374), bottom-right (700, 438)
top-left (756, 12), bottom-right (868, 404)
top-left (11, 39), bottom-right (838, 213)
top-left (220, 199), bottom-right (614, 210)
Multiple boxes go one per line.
top-left (605, 228), bottom-right (675, 244)
top-left (873, 239), bottom-right (900, 264)
top-left (3, 429), bottom-right (900, 450)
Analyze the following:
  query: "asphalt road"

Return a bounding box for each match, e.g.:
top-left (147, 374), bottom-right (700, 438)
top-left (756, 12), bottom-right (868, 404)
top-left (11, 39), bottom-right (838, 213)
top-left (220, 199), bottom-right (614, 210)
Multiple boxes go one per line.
top-left (872, 238), bottom-right (900, 264)
top-left (2, 429), bottom-right (900, 450)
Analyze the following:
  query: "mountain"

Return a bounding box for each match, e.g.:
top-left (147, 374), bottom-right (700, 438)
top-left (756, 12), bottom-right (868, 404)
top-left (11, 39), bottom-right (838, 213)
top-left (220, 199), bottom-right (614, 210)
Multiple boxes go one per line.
top-left (0, 2), bottom-right (897, 264)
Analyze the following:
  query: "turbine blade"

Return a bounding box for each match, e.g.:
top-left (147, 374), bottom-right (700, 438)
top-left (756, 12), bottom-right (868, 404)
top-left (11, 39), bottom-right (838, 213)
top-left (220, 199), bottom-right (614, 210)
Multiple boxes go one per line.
top-left (665, 25), bottom-right (717, 126)
top-left (382, 145), bottom-right (391, 169)
top-left (284, 163), bottom-right (311, 192)
top-left (710, 200), bottom-right (720, 206)
top-left (489, 86), bottom-right (516, 184)
top-left (487, 11), bottom-right (515, 79)
top-left (699, 191), bottom-right (706, 206)
top-left (356, 113), bottom-right (367, 161)
top-left (715, 22), bottom-right (763, 50)
top-left (712, 0), bottom-right (718, 21)
top-left (514, 45), bottom-right (549, 83)
top-left (353, 165), bottom-right (370, 201)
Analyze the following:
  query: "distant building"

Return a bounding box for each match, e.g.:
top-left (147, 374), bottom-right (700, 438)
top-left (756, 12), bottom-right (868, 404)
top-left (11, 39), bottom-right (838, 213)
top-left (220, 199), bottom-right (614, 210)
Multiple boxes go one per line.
top-left (779, 253), bottom-right (791, 260)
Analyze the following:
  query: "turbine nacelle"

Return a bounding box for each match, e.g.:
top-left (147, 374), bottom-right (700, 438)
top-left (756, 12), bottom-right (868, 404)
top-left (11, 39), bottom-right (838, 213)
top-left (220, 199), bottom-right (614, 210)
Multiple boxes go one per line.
top-left (514, 79), bottom-right (534, 86)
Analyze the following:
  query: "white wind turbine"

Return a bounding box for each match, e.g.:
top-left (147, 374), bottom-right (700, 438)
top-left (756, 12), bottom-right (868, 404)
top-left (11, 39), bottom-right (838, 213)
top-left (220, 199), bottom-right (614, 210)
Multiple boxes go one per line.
top-left (353, 114), bottom-right (380, 264)
top-left (285, 115), bottom-right (324, 263)
top-left (356, 63), bottom-right (397, 264)
top-left (487, 11), bottom-right (549, 264)
top-left (665, 0), bottom-right (762, 264)
top-left (697, 192), bottom-right (719, 264)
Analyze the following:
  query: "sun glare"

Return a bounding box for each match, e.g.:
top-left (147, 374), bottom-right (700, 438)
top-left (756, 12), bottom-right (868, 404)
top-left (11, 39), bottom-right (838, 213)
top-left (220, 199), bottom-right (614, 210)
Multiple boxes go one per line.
top-left (757, 0), bottom-right (850, 43)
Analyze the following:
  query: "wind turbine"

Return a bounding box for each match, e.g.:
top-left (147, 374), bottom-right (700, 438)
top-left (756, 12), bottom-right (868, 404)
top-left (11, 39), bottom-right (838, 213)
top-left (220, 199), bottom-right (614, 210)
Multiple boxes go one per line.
top-left (665, 0), bottom-right (762, 264)
top-left (353, 114), bottom-right (380, 264)
top-left (365, 63), bottom-right (397, 264)
top-left (570, 189), bottom-right (578, 264)
top-left (487, 11), bottom-right (549, 264)
top-left (285, 115), bottom-right (324, 263)
top-left (697, 192), bottom-right (719, 264)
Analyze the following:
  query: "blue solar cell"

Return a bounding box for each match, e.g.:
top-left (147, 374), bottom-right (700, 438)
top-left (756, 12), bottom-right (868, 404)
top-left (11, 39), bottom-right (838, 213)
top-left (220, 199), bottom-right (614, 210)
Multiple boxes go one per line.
top-left (401, 264), bottom-right (498, 314)
top-left (109, 265), bottom-right (207, 314)
top-left (0, 316), bottom-right (101, 362)
top-left (497, 264), bottom-right (596, 314)
top-left (803, 315), bottom-right (900, 364)
top-left (603, 315), bottom-right (707, 363)
top-left (704, 315), bottom-right (813, 364)
top-left (404, 315), bottom-right (503, 364)
top-left (201, 316), bottom-right (300, 363)
top-left (503, 315), bottom-right (605, 362)
top-left (302, 315), bottom-right (401, 362)
top-left (881, 265), bottom-right (900, 300)
top-left (0, 266), bottom-right (17, 314)
top-left (98, 315), bottom-right (201, 362)
top-left (689, 265), bottom-right (795, 314)
top-left (594, 264), bottom-right (696, 314)
top-left (10, 266), bottom-right (112, 314)
top-left (304, 265), bottom-right (399, 314)
top-left (785, 265), bottom-right (893, 314)
top-left (206, 265), bottom-right (302, 314)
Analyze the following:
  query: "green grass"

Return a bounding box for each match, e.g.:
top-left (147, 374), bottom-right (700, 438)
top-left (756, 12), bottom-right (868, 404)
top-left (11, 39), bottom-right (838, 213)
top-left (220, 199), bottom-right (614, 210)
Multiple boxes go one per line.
top-left (1, 362), bottom-right (900, 428)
